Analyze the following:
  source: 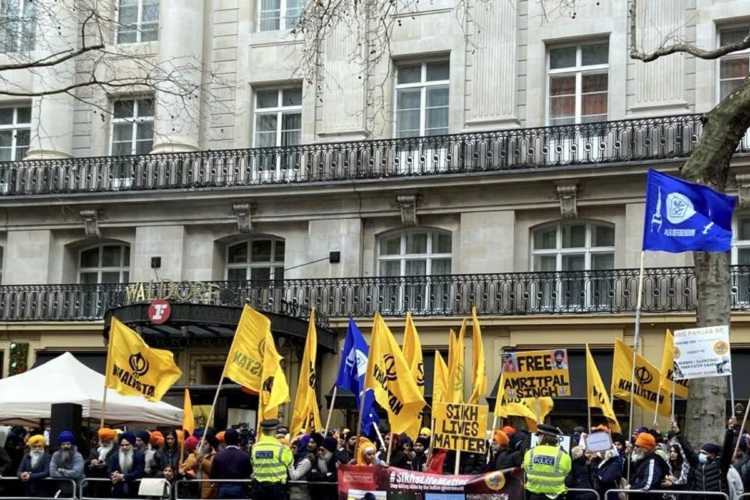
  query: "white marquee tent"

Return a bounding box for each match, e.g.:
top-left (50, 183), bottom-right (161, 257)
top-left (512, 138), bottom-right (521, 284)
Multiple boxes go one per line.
top-left (0, 352), bottom-right (183, 425)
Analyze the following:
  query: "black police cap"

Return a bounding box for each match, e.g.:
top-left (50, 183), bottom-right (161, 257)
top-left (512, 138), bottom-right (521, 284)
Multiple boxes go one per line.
top-left (260, 419), bottom-right (280, 430)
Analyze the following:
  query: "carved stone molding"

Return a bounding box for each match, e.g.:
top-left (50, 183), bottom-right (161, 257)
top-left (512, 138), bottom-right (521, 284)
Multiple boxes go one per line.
top-left (396, 194), bottom-right (418, 226)
top-left (79, 209), bottom-right (101, 239)
top-left (232, 203), bottom-right (256, 233)
top-left (556, 184), bottom-right (578, 219)
top-left (736, 174), bottom-right (750, 208)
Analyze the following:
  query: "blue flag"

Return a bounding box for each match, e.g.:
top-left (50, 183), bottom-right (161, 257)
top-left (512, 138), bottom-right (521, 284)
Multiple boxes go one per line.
top-left (335, 318), bottom-right (379, 435)
top-left (642, 169), bottom-right (736, 253)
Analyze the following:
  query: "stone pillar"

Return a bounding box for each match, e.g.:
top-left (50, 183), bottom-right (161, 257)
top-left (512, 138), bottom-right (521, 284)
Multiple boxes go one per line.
top-left (151, 0), bottom-right (204, 153)
top-left (24, 0), bottom-right (76, 159)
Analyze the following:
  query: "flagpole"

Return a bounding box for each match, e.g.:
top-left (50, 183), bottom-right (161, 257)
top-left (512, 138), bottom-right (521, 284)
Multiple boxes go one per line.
top-left (371, 421), bottom-right (386, 450)
top-left (99, 324), bottom-right (114, 430)
top-left (324, 386), bottom-right (337, 436)
top-left (197, 361), bottom-right (228, 454)
top-left (386, 434), bottom-right (393, 465)
top-left (671, 379), bottom-right (676, 424)
top-left (733, 397), bottom-right (750, 460)
top-left (353, 390), bottom-right (367, 461)
top-left (730, 374), bottom-right (736, 418)
top-left (652, 381), bottom-right (662, 426)
top-left (626, 250), bottom-right (646, 480)
top-left (454, 450), bottom-right (461, 475)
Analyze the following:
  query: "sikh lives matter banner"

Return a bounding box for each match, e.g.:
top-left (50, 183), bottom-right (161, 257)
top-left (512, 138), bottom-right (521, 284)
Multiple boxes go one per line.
top-left (501, 349), bottom-right (571, 398)
top-left (433, 402), bottom-right (488, 453)
top-left (337, 465), bottom-right (523, 500)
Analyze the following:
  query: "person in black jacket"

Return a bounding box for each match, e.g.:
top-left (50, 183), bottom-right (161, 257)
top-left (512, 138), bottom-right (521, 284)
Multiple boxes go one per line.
top-left (308, 437), bottom-right (338, 500)
top-left (566, 446), bottom-right (597, 500)
top-left (411, 437), bottom-right (429, 471)
top-left (108, 432), bottom-right (146, 498)
top-left (489, 430), bottom-right (523, 471)
top-left (17, 434), bottom-right (50, 498)
top-left (591, 446), bottom-right (623, 500)
top-left (673, 418), bottom-right (736, 500)
top-left (629, 432), bottom-right (670, 500)
top-left (210, 429), bottom-right (251, 499)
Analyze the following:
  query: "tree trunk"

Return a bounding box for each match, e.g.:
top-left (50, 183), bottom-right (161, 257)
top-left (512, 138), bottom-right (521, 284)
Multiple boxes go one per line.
top-left (679, 77), bottom-right (750, 445)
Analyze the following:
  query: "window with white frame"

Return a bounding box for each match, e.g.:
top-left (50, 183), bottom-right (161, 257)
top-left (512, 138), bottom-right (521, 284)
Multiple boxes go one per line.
top-left (116, 0), bottom-right (158, 44)
top-left (79, 244), bottom-right (130, 284)
top-left (395, 61), bottom-right (449, 137)
top-left (111, 98), bottom-right (154, 156)
top-left (0, 105), bottom-right (30, 161)
top-left (226, 239), bottom-right (285, 282)
top-left (532, 222), bottom-right (614, 272)
top-left (718, 27), bottom-right (750, 101)
top-left (732, 216), bottom-right (750, 304)
top-left (378, 230), bottom-right (452, 276)
top-left (547, 42), bottom-right (609, 125)
top-left (254, 88), bottom-right (302, 147)
top-left (0, 0), bottom-right (35, 53)
top-left (257, 0), bottom-right (302, 32)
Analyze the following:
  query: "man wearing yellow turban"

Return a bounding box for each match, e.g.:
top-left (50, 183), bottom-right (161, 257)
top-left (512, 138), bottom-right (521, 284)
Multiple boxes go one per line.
top-left (17, 434), bottom-right (49, 497)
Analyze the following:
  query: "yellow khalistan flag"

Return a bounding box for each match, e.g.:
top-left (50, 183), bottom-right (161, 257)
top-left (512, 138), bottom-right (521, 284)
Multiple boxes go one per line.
top-left (586, 345), bottom-right (621, 433)
top-left (659, 330), bottom-right (689, 400)
top-left (402, 312), bottom-right (425, 439)
top-left (290, 310), bottom-right (322, 436)
top-left (611, 338), bottom-right (670, 417)
top-left (447, 322), bottom-right (466, 403)
top-left (105, 317), bottom-right (182, 401)
top-left (492, 372), bottom-right (552, 423)
top-left (258, 329), bottom-right (290, 422)
top-left (365, 313), bottom-right (425, 437)
top-left (468, 307), bottom-right (486, 404)
top-left (224, 305), bottom-right (268, 392)
top-left (432, 351), bottom-right (449, 405)
top-left (182, 388), bottom-right (195, 436)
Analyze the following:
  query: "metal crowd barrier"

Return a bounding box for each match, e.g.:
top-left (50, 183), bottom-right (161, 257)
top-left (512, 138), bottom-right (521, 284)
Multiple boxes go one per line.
top-left (80, 477), bottom-right (171, 500)
top-left (0, 477), bottom-right (78, 500)
top-left (174, 479), bottom-right (336, 500)
top-left (568, 488), bottom-right (601, 500)
top-left (604, 489), bottom-right (730, 500)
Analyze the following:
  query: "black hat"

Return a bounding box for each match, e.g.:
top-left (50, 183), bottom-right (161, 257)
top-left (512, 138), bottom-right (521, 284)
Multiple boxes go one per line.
top-left (537, 424), bottom-right (562, 436)
top-left (224, 428), bottom-right (239, 445)
top-left (260, 419), bottom-right (280, 430)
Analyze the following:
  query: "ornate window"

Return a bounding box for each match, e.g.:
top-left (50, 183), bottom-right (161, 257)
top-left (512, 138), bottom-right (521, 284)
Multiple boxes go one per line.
top-left (732, 216), bottom-right (750, 304)
top-left (0, 105), bottom-right (30, 161)
top-left (226, 239), bottom-right (285, 282)
top-left (395, 61), bottom-right (449, 138)
top-left (111, 98), bottom-right (154, 156)
top-left (531, 222), bottom-right (614, 310)
top-left (253, 88), bottom-right (302, 147)
top-left (78, 244), bottom-right (130, 284)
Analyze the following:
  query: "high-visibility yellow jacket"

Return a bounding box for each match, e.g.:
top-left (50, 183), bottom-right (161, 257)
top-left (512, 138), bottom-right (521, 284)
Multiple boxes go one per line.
top-left (522, 444), bottom-right (571, 498)
top-left (251, 434), bottom-right (294, 484)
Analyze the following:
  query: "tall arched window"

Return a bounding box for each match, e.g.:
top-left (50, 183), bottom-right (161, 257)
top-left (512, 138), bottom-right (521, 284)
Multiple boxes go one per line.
top-left (226, 238), bottom-right (285, 281)
top-left (78, 244), bottom-right (130, 284)
top-left (377, 229), bottom-right (452, 276)
top-left (531, 221), bottom-right (614, 310)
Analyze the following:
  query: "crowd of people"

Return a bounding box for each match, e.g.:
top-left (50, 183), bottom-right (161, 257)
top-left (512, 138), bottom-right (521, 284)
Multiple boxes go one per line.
top-left (0, 417), bottom-right (749, 500)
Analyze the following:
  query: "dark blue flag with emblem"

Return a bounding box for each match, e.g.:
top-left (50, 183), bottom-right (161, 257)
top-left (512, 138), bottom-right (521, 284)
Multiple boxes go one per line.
top-left (642, 169), bottom-right (736, 253)
top-left (335, 318), bottom-right (379, 435)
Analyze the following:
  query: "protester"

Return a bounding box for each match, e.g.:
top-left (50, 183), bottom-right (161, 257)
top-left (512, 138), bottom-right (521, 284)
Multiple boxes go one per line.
top-left (109, 431), bottom-right (145, 498)
top-left (411, 436), bottom-right (429, 471)
top-left (591, 444), bottom-right (623, 500)
top-left (157, 430), bottom-right (180, 472)
top-left (211, 428), bottom-right (250, 499)
top-left (49, 430), bottom-right (84, 496)
top-left (17, 434), bottom-right (50, 498)
top-left (673, 419), bottom-right (735, 499)
top-left (663, 442), bottom-right (690, 490)
top-left (307, 436), bottom-right (338, 500)
top-left (629, 432), bottom-right (669, 500)
top-left (490, 429), bottom-right (523, 471)
top-left (144, 431), bottom-right (163, 477)
top-left (197, 432), bottom-right (219, 499)
top-left (0, 427), bottom-right (12, 477)
top-left (566, 446), bottom-right (597, 500)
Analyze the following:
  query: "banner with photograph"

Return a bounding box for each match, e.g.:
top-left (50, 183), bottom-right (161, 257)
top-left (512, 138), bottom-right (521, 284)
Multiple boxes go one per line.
top-left (337, 464), bottom-right (523, 500)
top-left (433, 402), bottom-right (488, 453)
top-left (673, 325), bottom-right (732, 380)
top-left (501, 349), bottom-right (571, 398)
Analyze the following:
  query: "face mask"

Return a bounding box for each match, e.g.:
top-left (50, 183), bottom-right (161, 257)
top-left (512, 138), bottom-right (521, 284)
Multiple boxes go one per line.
top-left (698, 452), bottom-right (708, 464)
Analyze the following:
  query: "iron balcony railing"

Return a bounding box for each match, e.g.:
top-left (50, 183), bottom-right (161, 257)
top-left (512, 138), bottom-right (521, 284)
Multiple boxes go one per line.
top-left (0, 114), bottom-right (727, 196)
top-left (2, 266), bottom-right (750, 322)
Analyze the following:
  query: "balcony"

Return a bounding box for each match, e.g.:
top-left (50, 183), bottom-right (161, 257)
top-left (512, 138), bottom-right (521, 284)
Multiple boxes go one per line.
top-left (0, 114), bottom-right (730, 197)
top-left (2, 266), bottom-right (750, 322)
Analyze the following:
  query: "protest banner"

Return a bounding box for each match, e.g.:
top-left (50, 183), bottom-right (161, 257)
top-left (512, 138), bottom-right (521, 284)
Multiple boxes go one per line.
top-left (337, 464), bottom-right (523, 500)
top-left (433, 402), bottom-right (488, 453)
top-left (501, 349), bottom-right (571, 398)
top-left (673, 325), bottom-right (732, 380)
top-left (585, 431), bottom-right (613, 453)
top-left (530, 433), bottom-right (572, 453)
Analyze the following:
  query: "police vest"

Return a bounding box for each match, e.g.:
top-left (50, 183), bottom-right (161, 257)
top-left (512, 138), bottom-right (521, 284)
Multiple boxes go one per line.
top-left (523, 445), bottom-right (570, 497)
top-left (252, 438), bottom-right (290, 484)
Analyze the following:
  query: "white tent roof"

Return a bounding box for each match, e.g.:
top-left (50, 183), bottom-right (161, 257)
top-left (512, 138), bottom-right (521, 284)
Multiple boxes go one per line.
top-left (0, 352), bottom-right (183, 426)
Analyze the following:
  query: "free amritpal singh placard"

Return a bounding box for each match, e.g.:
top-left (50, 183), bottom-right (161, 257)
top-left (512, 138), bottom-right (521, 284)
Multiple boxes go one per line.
top-left (501, 349), bottom-right (571, 399)
top-left (433, 402), bottom-right (488, 453)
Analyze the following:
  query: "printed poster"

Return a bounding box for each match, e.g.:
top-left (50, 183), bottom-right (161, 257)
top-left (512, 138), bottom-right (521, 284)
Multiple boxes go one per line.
top-left (501, 349), bottom-right (571, 398)
top-left (673, 325), bottom-right (732, 380)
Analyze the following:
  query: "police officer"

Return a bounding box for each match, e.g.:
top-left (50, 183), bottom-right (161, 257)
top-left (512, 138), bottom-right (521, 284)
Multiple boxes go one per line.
top-left (251, 419), bottom-right (294, 500)
top-left (523, 424), bottom-right (571, 500)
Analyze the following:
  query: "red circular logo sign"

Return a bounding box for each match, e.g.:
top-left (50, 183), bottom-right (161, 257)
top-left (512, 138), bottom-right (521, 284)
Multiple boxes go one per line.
top-left (147, 299), bottom-right (171, 325)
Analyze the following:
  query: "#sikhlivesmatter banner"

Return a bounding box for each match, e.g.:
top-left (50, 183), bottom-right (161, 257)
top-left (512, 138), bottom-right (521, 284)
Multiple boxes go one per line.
top-left (501, 349), bottom-right (571, 398)
top-left (337, 465), bottom-right (523, 500)
top-left (432, 402), bottom-right (488, 453)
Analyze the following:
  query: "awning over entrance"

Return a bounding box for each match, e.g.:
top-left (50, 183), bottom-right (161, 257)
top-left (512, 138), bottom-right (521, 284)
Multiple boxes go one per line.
top-left (103, 303), bottom-right (337, 352)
